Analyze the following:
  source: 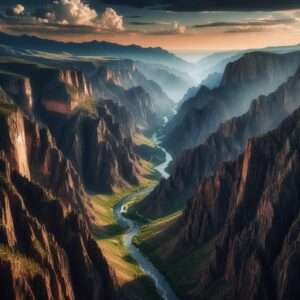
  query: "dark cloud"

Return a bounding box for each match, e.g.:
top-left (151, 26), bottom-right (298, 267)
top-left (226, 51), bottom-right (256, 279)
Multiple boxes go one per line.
top-left (129, 21), bottom-right (157, 25)
top-left (104, 0), bottom-right (300, 11)
top-left (223, 27), bottom-right (268, 34)
top-left (126, 15), bottom-right (142, 18)
top-left (191, 18), bottom-right (296, 29)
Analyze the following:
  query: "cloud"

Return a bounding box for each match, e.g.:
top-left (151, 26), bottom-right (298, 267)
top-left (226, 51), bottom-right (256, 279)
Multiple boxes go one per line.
top-left (223, 27), bottom-right (267, 34)
top-left (191, 18), bottom-right (296, 29)
top-left (13, 4), bottom-right (25, 15)
top-left (49, 1), bottom-right (124, 30)
top-left (129, 21), bottom-right (155, 26)
top-left (6, 4), bottom-right (25, 16)
top-left (103, 0), bottom-right (300, 12)
top-left (96, 8), bottom-right (124, 31)
top-left (2, 1), bottom-right (125, 33)
top-left (146, 21), bottom-right (186, 35)
top-left (173, 22), bottom-right (186, 33)
top-left (51, 0), bottom-right (97, 25)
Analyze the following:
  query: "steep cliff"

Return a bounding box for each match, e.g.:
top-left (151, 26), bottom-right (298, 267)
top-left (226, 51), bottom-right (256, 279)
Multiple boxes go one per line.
top-left (0, 94), bottom-right (116, 300)
top-left (0, 61), bottom-right (144, 194)
top-left (164, 51), bottom-right (300, 156)
top-left (91, 78), bottom-right (159, 129)
top-left (136, 61), bottom-right (192, 101)
top-left (92, 59), bottom-right (174, 119)
top-left (41, 100), bottom-right (141, 193)
top-left (0, 71), bottom-right (33, 113)
top-left (0, 62), bottom-right (93, 115)
top-left (180, 106), bottom-right (300, 300)
top-left (140, 105), bottom-right (300, 300)
top-left (138, 65), bottom-right (300, 219)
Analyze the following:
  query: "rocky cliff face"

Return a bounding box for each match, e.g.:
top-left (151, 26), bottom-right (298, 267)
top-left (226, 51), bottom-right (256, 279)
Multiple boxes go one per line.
top-left (0, 71), bottom-right (33, 113)
top-left (146, 105), bottom-right (300, 300)
top-left (164, 51), bottom-right (300, 156)
top-left (0, 93), bottom-right (116, 300)
top-left (0, 62), bottom-right (93, 115)
top-left (0, 60), bottom-right (143, 194)
top-left (179, 106), bottom-right (300, 300)
top-left (136, 61), bottom-right (192, 101)
top-left (92, 59), bottom-right (174, 119)
top-left (41, 100), bottom-right (140, 193)
top-left (124, 87), bottom-right (158, 129)
top-left (92, 78), bottom-right (159, 129)
top-left (138, 66), bottom-right (300, 219)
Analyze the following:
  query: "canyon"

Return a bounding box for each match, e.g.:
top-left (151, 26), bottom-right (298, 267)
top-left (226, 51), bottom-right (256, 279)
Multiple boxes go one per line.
top-left (0, 89), bottom-right (116, 299)
top-left (2, 31), bottom-right (300, 300)
top-left (137, 106), bottom-right (300, 300)
top-left (138, 53), bottom-right (300, 220)
top-left (164, 51), bottom-right (300, 156)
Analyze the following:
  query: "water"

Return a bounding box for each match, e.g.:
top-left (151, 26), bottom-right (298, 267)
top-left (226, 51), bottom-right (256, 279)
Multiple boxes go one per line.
top-left (114, 133), bottom-right (179, 300)
top-left (152, 132), bottom-right (172, 179)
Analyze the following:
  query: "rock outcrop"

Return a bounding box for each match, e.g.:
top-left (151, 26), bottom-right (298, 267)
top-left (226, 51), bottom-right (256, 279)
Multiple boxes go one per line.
top-left (136, 61), bottom-right (192, 101)
top-left (180, 106), bottom-right (300, 300)
top-left (164, 51), bottom-right (300, 156)
top-left (0, 93), bottom-right (116, 300)
top-left (145, 105), bottom-right (300, 300)
top-left (0, 71), bottom-right (33, 113)
top-left (138, 66), bottom-right (300, 219)
top-left (0, 62), bottom-right (93, 115)
top-left (41, 100), bottom-right (140, 193)
top-left (0, 60), bottom-right (143, 194)
top-left (92, 59), bottom-right (174, 119)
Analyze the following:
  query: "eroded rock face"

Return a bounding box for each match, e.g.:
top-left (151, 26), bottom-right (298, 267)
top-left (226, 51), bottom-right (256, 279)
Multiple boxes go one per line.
top-left (0, 93), bottom-right (116, 300)
top-left (0, 95), bottom-right (85, 210)
top-left (164, 51), bottom-right (300, 156)
top-left (0, 62), bottom-right (93, 115)
top-left (0, 72), bottom-right (33, 112)
top-left (0, 61), bottom-right (142, 194)
top-left (0, 109), bottom-right (31, 179)
top-left (41, 100), bottom-right (140, 193)
top-left (42, 69), bottom-right (93, 114)
top-left (0, 158), bottom-right (116, 300)
top-left (92, 59), bottom-right (174, 119)
top-left (156, 107), bottom-right (300, 300)
top-left (138, 66), bottom-right (300, 219)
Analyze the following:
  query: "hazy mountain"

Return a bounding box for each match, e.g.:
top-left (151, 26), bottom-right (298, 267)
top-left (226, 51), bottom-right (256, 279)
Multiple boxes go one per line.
top-left (137, 62), bottom-right (300, 219)
top-left (141, 105), bottom-right (300, 300)
top-left (0, 32), bottom-right (191, 71)
top-left (163, 51), bottom-right (300, 157)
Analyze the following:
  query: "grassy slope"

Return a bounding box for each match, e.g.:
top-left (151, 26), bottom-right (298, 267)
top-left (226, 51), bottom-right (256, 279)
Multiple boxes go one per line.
top-left (87, 167), bottom-right (163, 300)
top-left (88, 132), bottom-right (209, 299)
top-left (133, 213), bottom-right (215, 299)
top-left (133, 214), bottom-right (226, 300)
top-left (89, 188), bottom-right (163, 300)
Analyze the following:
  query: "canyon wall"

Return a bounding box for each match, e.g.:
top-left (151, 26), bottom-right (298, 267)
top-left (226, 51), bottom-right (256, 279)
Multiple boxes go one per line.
top-left (143, 105), bottom-right (300, 300)
top-left (0, 62), bottom-right (93, 115)
top-left (164, 51), bottom-right (300, 156)
top-left (0, 90), bottom-right (117, 300)
top-left (138, 65), bottom-right (300, 219)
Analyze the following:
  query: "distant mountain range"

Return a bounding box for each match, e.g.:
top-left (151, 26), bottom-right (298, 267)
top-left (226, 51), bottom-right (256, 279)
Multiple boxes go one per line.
top-left (0, 32), bottom-right (191, 71)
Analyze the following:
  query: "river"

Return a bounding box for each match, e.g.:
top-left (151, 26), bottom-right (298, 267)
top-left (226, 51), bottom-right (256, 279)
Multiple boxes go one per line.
top-left (113, 132), bottom-right (179, 300)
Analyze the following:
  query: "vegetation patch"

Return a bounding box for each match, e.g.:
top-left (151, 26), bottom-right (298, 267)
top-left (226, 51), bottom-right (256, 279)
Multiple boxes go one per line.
top-left (133, 217), bottom-right (217, 300)
top-left (89, 185), bottom-right (162, 300)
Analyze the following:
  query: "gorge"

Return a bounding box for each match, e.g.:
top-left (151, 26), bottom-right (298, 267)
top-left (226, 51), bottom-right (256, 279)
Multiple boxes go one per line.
top-left (2, 20), bottom-right (300, 300)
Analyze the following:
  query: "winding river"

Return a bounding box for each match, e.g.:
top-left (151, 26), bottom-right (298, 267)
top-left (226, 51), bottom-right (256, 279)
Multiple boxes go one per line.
top-left (114, 133), bottom-right (179, 300)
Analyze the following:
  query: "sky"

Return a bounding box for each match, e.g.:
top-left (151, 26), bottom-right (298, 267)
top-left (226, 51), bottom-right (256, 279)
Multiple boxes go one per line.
top-left (1, 1), bottom-right (300, 59)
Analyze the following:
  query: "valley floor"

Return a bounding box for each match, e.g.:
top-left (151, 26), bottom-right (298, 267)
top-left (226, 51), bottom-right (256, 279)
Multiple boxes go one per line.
top-left (86, 133), bottom-right (182, 300)
top-left (88, 186), bottom-right (164, 300)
